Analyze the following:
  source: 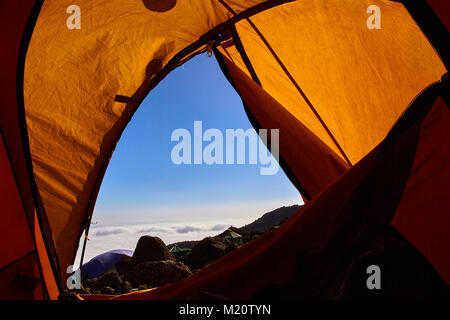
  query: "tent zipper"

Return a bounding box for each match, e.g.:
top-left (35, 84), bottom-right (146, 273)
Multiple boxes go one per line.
top-left (384, 74), bottom-right (446, 138)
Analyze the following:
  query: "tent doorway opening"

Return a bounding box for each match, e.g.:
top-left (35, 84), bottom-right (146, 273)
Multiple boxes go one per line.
top-left (73, 53), bottom-right (302, 293)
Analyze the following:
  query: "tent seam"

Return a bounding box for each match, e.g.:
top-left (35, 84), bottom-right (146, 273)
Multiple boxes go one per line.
top-left (218, 0), bottom-right (353, 166)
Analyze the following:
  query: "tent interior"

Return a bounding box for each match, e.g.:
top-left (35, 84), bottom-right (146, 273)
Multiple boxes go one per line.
top-left (0, 0), bottom-right (448, 300)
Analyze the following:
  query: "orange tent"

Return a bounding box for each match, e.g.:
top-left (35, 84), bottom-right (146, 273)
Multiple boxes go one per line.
top-left (0, 0), bottom-right (448, 299)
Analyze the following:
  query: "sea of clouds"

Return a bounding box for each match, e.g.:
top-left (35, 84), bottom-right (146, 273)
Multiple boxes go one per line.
top-left (76, 215), bottom-right (262, 263)
top-left (74, 200), bottom-right (301, 264)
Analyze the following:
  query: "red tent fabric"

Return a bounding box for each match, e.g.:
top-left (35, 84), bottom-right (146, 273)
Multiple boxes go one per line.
top-left (1, 0), bottom-right (448, 299)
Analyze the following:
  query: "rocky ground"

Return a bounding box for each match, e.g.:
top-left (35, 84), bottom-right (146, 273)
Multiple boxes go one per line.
top-left (79, 229), bottom-right (260, 295)
top-left (78, 205), bottom-right (300, 295)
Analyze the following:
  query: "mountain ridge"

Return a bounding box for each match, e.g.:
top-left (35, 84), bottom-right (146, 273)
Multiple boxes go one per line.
top-left (168, 204), bottom-right (301, 249)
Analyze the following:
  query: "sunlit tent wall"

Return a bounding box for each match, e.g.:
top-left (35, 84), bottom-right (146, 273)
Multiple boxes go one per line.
top-left (0, 0), bottom-right (448, 299)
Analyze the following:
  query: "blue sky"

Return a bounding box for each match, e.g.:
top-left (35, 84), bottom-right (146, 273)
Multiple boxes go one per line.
top-left (92, 53), bottom-right (301, 225)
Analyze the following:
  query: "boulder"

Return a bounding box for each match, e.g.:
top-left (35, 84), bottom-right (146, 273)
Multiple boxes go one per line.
top-left (186, 237), bottom-right (236, 269)
top-left (173, 251), bottom-right (191, 264)
top-left (82, 272), bottom-right (133, 295)
top-left (115, 260), bottom-right (133, 275)
top-left (131, 236), bottom-right (175, 264)
top-left (82, 271), bottom-right (123, 292)
top-left (123, 260), bottom-right (192, 287)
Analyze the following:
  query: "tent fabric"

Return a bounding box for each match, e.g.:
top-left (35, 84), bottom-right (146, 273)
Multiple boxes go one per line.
top-left (0, 0), bottom-right (60, 300)
top-left (81, 81), bottom-right (449, 300)
top-left (217, 38), bottom-right (449, 284)
top-left (0, 133), bottom-right (35, 279)
top-left (0, 132), bottom-right (42, 299)
top-left (1, 0), bottom-right (448, 299)
top-left (230, 0), bottom-right (445, 165)
top-left (23, 0), bottom-right (285, 284)
top-left (24, 1), bottom-right (445, 281)
top-left (82, 249), bottom-right (133, 279)
top-left (391, 96), bottom-right (450, 284)
top-left (426, 0), bottom-right (450, 31)
top-left (216, 51), bottom-right (349, 197)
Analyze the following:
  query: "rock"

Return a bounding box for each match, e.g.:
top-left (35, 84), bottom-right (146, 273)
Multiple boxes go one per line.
top-left (74, 284), bottom-right (90, 295)
top-left (172, 251), bottom-right (191, 262)
top-left (131, 236), bottom-right (175, 264)
top-left (82, 272), bottom-right (123, 292)
top-left (102, 286), bottom-right (115, 295)
top-left (186, 237), bottom-right (236, 269)
top-left (116, 280), bottom-right (132, 294)
top-left (138, 284), bottom-right (149, 291)
top-left (82, 273), bottom-right (133, 295)
top-left (123, 260), bottom-right (192, 287)
top-left (115, 260), bottom-right (132, 275)
top-left (173, 251), bottom-right (192, 266)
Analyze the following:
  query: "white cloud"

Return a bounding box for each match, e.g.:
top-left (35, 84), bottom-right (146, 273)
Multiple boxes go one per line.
top-left (76, 218), bottom-right (247, 264)
top-left (74, 199), bottom-right (302, 265)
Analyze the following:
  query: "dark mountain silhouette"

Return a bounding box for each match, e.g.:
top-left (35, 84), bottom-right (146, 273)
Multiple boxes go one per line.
top-left (168, 204), bottom-right (301, 249)
top-left (239, 204), bottom-right (301, 233)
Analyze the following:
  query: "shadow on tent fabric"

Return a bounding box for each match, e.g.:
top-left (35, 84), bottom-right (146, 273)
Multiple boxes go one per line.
top-left (78, 72), bottom-right (449, 300)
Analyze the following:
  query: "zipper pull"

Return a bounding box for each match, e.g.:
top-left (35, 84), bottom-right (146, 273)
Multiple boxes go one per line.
top-left (206, 40), bottom-right (214, 57)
